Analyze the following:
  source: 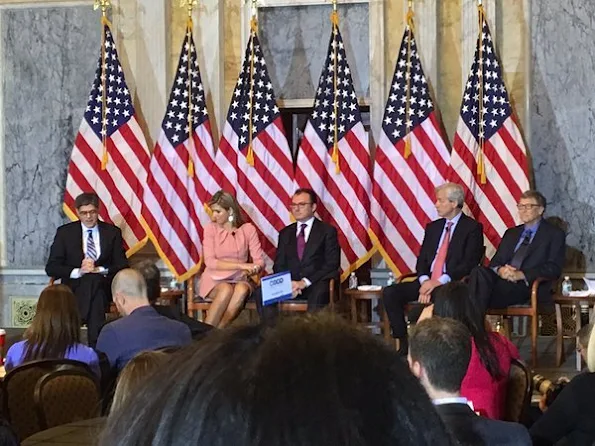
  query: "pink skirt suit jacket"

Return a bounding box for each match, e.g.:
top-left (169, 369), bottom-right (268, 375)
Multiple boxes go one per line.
top-left (198, 222), bottom-right (266, 298)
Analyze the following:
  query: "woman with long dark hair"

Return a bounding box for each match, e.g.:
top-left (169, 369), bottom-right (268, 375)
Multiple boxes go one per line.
top-left (430, 282), bottom-right (519, 419)
top-left (5, 284), bottom-right (100, 376)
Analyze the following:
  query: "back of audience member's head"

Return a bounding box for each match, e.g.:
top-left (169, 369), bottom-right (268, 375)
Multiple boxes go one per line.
top-left (23, 284), bottom-right (81, 362)
top-left (577, 323), bottom-right (593, 363)
top-left (432, 282), bottom-right (503, 379)
top-left (112, 269), bottom-right (149, 316)
top-left (111, 350), bottom-right (168, 414)
top-left (133, 260), bottom-right (161, 303)
top-left (101, 314), bottom-right (453, 446)
top-left (409, 317), bottom-right (472, 394)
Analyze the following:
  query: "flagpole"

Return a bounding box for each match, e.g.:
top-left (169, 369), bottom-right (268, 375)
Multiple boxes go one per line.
top-left (181, 0), bottom-right (198, 177)
top-left (403, 0), bottom-right (414, 159)
top-left (94, 0), bottom-right (111, 170)
top-left (476, 0), bottom-right (486, 184)
top-left (244, 0), bottom-right (258, 167)
top-left (330, 0), bottom-right (340, 174)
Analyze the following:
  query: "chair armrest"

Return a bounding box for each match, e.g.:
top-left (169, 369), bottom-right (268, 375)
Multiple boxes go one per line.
top-left (530, 277), bottom-right (558, 310)
top-left (397, 272), bottom-right (418, 283)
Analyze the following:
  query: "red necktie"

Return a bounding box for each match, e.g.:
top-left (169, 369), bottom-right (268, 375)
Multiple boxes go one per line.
top-left (431, 222), bottom-right (452, 281)
top-left (296, 223), bottom-right (307, 260)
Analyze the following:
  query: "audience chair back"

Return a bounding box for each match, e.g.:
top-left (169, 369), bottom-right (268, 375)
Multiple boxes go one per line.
top-left (34, 368), bottom-right (101, 430)
top-left (2, 359), bottom-right (93, 440)
top-left (504, 358), bottom-right (532, 423)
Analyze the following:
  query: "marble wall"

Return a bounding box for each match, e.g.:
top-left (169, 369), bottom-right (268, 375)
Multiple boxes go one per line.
top-left (258, 4), bottom-right (369, 100)
top-left (530, 0), bottom-right (595, 272)
top-left (2, 6), bottom-right (100, 267)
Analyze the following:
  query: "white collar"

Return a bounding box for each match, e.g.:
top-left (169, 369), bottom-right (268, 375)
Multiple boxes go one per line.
top-left (432, 396), bottom-right (472, 408)
top-left (81, 223), bottom-right (98, 232)
top-left (296, 216), bottom-right (315, 229)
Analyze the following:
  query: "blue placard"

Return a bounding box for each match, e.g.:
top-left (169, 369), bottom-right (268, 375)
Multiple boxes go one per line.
top-left (261, 271), bottom-right (293, 306)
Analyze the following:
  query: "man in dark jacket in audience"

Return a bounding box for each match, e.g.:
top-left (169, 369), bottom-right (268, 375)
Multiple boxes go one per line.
top-left (133, 260), bottom-right (213, 339)
top-left (408, 317), bottom-right (531, 446)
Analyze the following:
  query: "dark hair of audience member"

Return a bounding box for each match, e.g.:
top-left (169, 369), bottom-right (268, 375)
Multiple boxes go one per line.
top-left (22, 285), bottom-right (81, 363)
top-left (110, 350), bottom-right (168, 414)
top-left (432, 282), bottom-right (503, 379)
top-left (409, 317), bottom-right (472, 393)
top-left (133, 260), bottom-right (161, 303)
top-left (101, 314), bottom-right (454, 446)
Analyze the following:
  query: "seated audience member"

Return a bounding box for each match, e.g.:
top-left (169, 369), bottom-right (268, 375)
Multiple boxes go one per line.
top-left (255, 188), bottom-right (341, 326)
top-left (408, 317), bottom-right (531, 445)
top-left (101, 314), bottom-right (454, 446)
top-left (469, 190), bottom-right (566, 314)
top-left (0, 416), bottom-right (18, 446)
top-left (200, 190), bottom-right (265, 328)
top-left (382, 182), bottom-right (483, 354)
top-left (96, 269), bottom-right (191, 371)
top-left (134, 260), bottom-right (213, 339)
top-left (5, 285), bottom-right (100, 376)
top-left (110, 350), bottom-right (167, 413)
top-left (530, 322), bottom-right (595, 445)
top-left (421, 282), bottom-right (519, 419)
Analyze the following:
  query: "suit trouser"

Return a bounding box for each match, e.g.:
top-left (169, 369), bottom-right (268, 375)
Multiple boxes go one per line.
top-left (254, 280), bottom-right (330, 327)
top-left (74, 274), bottom-right (108, 348)
top-left (468, 266), bottom-right (530, 315)
top-left (382, 281), bottom-right (425, 339)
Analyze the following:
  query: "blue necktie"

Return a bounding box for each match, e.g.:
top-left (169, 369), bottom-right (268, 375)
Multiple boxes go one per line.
top-left (86, 230), bottom-right (97, 261)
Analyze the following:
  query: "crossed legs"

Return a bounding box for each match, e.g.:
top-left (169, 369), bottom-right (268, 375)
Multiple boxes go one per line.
top-left (205, 282), bottom-right (252, 328)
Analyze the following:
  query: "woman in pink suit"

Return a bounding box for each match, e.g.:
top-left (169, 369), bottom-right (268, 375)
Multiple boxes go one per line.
top-left (200, 191), bottom-right (265, 327)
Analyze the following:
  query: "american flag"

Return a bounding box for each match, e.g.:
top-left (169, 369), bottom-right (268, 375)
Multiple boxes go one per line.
top-left (64, 21), bottom-right (149, 255)
top-left (370, 24), bottom-right (451, 275)
top-left (142, 23), bottom-right (219, 281)
top-left (295, 16), bottom-right (374, 280)
top-left (215, 26), bottom-right (294, 269)
top-left (449, 9), bottom-right (529, 257)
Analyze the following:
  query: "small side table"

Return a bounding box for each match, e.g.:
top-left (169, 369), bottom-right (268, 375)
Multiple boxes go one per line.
top-left (554, 294), bottom-right (595, 370)
top-left (344, 288), bottom-right (391, 342)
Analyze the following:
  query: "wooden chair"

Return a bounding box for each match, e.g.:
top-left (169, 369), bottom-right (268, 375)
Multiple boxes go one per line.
top-left (34, 368), bottom-right (101, 430)
top-left (503, 358), bottom-right (533, 423)
top-left (3, 359), bottom-right (94, 440)
top-left (487, 277), bottom-right (557, 368)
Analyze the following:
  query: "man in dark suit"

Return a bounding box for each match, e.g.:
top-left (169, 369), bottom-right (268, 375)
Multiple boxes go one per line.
top-left (255, 188), bottom-right (340, 325)
top-left (45, 192), bottom-right (129, 347)
top-left (382, 183), bottom-right (483, 352)
top-left (409, 317), bottom-right (531, 446)
top-left (96, 269), bottom-right (191, 371)
top-left (468, 190), bottom-right (566, 314)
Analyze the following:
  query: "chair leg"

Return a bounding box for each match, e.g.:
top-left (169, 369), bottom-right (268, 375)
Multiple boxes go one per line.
top-left (531, 314), bottom-right (538, 368)
top-left (555, 303), bottom-right (564, 367)
top-left (575, 304), bottom-right (582, 372)
top-left (381, 304), bottom-right (391, 342)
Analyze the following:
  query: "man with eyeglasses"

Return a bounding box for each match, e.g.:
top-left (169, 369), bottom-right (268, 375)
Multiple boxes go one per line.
top-left (46, 192), bottom-right (128, 346)
top-left (255, 188), bottom-right (340, 325)
top-left (469, 190), bottom-right (566, 313)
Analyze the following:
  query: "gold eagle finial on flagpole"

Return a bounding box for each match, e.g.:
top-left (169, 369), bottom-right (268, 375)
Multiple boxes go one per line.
top-left (93, 0), bottom-right (111, 16)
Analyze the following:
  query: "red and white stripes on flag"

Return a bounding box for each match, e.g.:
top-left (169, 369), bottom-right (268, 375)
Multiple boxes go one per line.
top-left (215, 26), bottom-right (293, 269)
top-left (295, 14), bottom-right (374, 280)
top-left (64, 19), bottom-right (149, 256)
top-left (142, 23), bottom-right (219, 281)
top-left (449, 7), bottom-right (529, 257)
top-left (369, 23), bottom-right (451, 275)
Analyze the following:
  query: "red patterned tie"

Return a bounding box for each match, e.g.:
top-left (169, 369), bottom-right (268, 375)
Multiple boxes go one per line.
top-left (431, 222), bottom-right (452, 281)
top-left (296, 223), bottom-right (307, 260)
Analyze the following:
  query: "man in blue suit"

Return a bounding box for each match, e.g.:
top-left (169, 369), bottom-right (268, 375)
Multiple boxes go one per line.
top-left (96, 268), bottom-right (191, 371)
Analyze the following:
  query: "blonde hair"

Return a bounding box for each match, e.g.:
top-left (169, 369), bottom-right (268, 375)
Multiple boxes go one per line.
top-left (208, 190), bottom-right (245, 228)
top-left (587, 321), bottom-right (595, 372)
top-left (110, 351), bottom-right (168, 413)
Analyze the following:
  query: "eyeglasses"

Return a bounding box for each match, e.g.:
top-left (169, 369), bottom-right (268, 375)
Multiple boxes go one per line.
top-left (78, 210), bottom-right (98, 217)
top-left (289, 202), bottom-right (313, 209)
top-left (516, 204), bottom-right (540, 210)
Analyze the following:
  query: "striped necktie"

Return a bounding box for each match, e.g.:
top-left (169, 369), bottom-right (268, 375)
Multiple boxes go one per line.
top-left (86, 230), bottom-right (97, 260)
